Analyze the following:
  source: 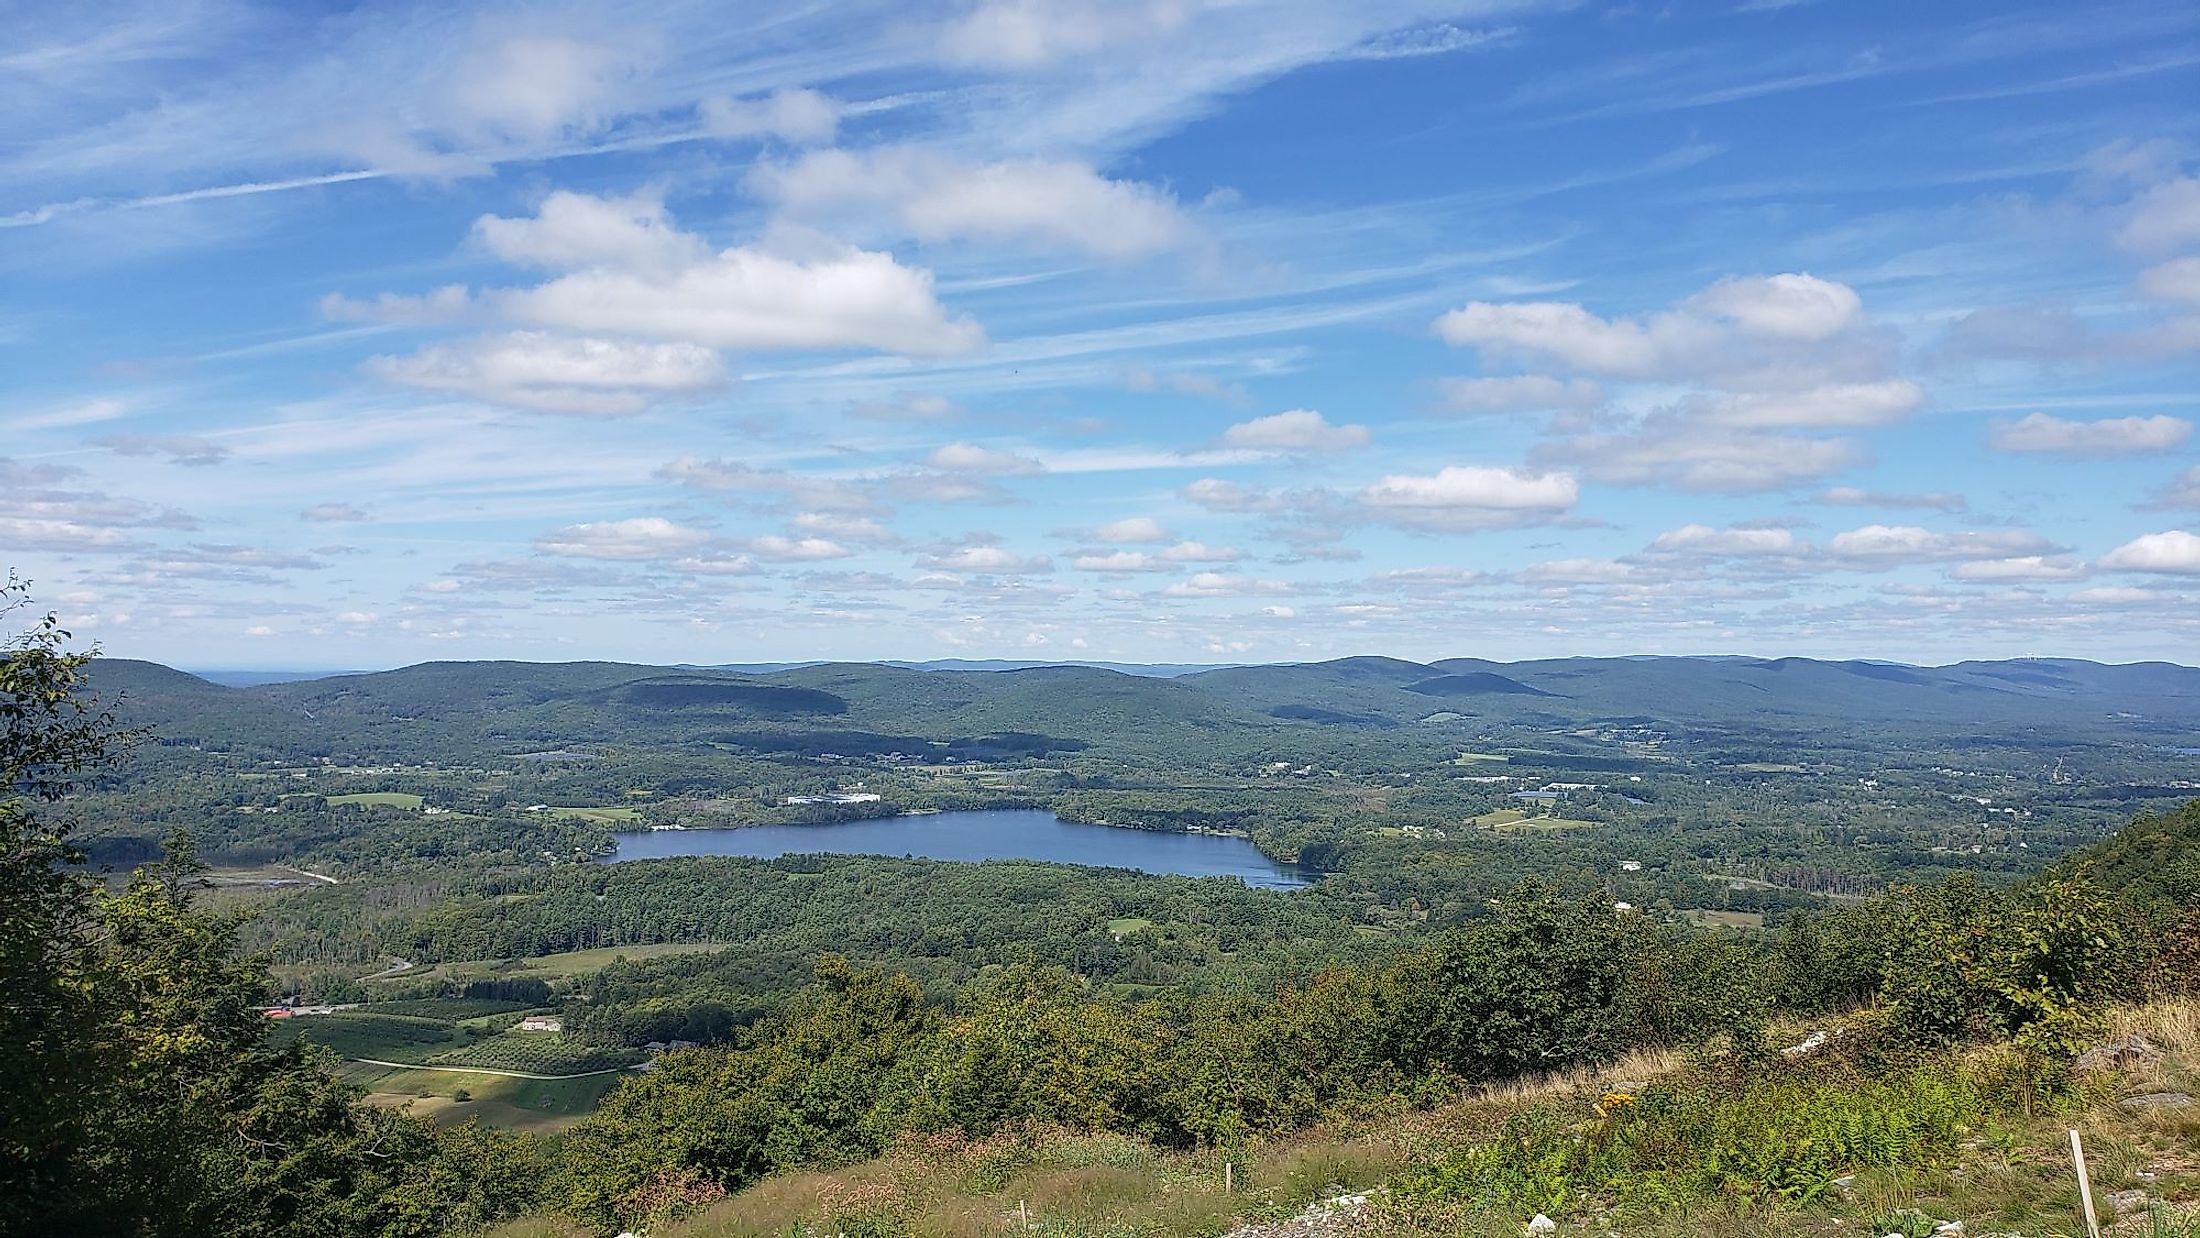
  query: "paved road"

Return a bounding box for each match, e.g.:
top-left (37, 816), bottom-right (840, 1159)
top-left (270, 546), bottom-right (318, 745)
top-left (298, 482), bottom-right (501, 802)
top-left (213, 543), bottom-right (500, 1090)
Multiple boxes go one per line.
top-left (349, 1057), bottom-right (641, 1081)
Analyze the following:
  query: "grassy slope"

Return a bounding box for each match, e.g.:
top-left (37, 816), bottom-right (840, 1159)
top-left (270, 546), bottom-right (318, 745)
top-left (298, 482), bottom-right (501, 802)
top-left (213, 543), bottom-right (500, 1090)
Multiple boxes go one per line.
top-left (488, 1002), bottom-right (2200, 1238)
top-left (352, 1064), bottom-right (623, 1134)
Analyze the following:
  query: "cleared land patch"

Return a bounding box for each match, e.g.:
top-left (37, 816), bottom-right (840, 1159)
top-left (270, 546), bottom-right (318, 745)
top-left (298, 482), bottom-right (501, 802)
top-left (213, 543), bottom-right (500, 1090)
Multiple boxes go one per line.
top-left (541, 805), bottom-right (641, 824)
top-left (353, 1066), bottom-right (622, 1134)
top-left (1680, 909), bottom-right (1768, 929)
top-left (326, 791), bottom-right (425, 809)
top-left (376, 942), bottom-right (736, 990)
top-left (1471, 808), bottom-right (1598, 832)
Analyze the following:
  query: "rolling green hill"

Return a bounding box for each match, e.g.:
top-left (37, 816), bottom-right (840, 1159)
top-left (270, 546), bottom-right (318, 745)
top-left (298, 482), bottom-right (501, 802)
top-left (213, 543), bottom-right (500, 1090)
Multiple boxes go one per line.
top-left (87, 654), bottom-right (2200, 769)
top-left (1188, 654), bottom-right (2200, 739)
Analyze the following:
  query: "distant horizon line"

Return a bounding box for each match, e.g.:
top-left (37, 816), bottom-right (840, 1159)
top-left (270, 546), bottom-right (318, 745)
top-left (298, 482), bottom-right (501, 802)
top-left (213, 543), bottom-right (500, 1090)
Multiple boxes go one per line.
top-left (133, 650), bottom-right (2200, 685)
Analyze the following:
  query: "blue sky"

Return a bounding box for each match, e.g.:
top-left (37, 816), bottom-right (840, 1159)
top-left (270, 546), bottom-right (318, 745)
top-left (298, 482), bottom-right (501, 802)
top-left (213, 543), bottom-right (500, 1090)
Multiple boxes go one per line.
top-left (5, 0), bottom-right (2199, 669)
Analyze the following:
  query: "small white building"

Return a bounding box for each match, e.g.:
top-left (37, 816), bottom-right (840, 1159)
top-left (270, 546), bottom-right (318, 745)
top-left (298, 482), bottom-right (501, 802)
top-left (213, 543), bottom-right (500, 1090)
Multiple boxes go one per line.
top-left (516, 1016), bottom-right (563, 1033)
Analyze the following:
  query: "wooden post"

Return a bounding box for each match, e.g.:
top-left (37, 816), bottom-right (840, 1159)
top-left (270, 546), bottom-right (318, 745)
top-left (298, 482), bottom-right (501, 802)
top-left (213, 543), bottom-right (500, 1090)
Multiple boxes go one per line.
top-left (1224, 1160), bottom-right (1233, 1193)
top-left (2069, 1128), bottom-right (2102, 1238)
top-left (1019, 1199), bottom-right (1030, 1230)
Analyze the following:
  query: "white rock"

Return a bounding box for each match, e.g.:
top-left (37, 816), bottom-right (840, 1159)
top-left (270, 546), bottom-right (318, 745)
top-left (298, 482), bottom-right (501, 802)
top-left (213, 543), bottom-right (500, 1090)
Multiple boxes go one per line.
top-left (1783, 1029), bottom-right (1833, 1056)
top-left (1527, 1215), bottom-right (1558, 1234)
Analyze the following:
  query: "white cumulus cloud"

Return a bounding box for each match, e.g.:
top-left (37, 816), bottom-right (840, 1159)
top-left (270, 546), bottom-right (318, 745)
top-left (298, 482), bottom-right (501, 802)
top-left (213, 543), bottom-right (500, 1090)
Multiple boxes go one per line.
top-left (1686, 273), bottom-right (1862, 342)
top-left (2099, 529), bottom-right (2200, 574)
top-left (1164, 571), bottom-right (1291, 597)
top-left (1219, 409), bottom-right (1369, 451)
top-left (535, 516), bottom-right (712, 560)
top-left (745, 535), bottom-right (852, 561)
top-left (1361, 465), bottom-right (1578, 511)
top-left (1651, 524), bottom-right (1802, 556)
top-left (921, 545), bottom-right (1054, 573)
top-left (1825, 525), bottom-right (2054, 565)
top-left (498, 237), bottom-right (982, 356)
top-left (1073, 550), bottom-right (1166, 572)
top-left (473, 190), bottom-right (706, 274)
top-left (1359, 465), bottom-right (1577, 530)
top-left (1434, 273), bottom-right (1867, 380)
top-left (368, 332), bottom-right (726, 415)
top-left (1090, 516), bottom-right (1170, 544)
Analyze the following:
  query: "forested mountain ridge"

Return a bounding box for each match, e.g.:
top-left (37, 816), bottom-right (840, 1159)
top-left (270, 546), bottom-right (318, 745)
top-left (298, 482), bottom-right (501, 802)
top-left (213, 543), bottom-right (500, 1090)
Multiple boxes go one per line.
top-left (84, 656), bottom-right (1284, 763)
top-left (86, 652), bottom-right (2200, 758)
top-left (1186, 653), bottom-right (2200, 734)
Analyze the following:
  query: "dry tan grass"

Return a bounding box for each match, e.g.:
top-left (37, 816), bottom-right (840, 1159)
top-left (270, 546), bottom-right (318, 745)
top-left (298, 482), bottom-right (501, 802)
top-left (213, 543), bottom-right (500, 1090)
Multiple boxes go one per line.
top-left (2106, 996), bottom-right (2200, 1056)
top-left (1467, 1044), bottom-right (1682, 1107)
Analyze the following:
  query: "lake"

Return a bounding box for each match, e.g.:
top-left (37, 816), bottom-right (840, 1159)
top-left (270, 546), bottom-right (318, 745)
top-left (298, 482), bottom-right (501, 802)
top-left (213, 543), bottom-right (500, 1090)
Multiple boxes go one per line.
top-left (607, 808), bottom-right (1310, 889)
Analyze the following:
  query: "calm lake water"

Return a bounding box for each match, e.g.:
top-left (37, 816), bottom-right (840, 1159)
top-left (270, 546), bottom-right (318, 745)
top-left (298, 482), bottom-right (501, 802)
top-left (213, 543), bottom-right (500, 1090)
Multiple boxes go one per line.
top-left (608, 808), bottom-right (1309, 889)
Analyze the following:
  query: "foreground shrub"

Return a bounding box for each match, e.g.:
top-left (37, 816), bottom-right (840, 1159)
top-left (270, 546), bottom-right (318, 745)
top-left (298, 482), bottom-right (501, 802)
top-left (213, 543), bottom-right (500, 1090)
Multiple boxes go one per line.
top-left (1397, 1059), bottom-right (1990, 1216)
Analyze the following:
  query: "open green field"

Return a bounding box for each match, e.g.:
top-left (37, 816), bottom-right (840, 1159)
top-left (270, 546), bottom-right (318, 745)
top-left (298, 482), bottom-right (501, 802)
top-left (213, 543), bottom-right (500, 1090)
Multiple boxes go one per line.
top-left (271, 953), bottom-right (689, 1130)
top-left (351, 1065), bottom-right (625, 1134)
top-left (1106, 917), bottom-right (1155, 936)
top-left (1680, 909), bottom-right (1768, 929)
top-left (1452, 751), bottom-right (1511, 764)
top-left (326, 791), bottom-right (425, 809)
top-left (1470, 808), bottom-right (1598, 832)
top-left (273, 1011), bottom-right (632, 1070)
top-left (542, 805), bottom-right (641, 824)
top-left (273, 1012), bottom-right (466, 1062)
top-left (374, 942), bottom-right (734, 991)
